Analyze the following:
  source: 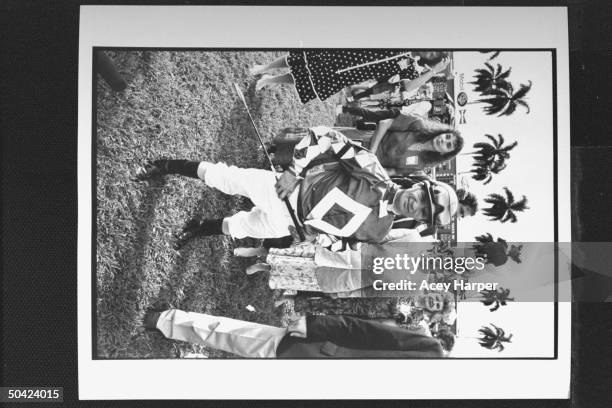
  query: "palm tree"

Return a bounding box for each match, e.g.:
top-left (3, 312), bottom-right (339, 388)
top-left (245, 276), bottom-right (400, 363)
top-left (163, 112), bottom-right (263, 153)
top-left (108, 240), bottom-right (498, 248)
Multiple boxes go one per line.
top-left (469, 160), bottom-right (493, 184)
top-left (480, 287), bottom-right (515, 312)
top-left (472, 134), bottom-right (517, 165)
top-left (470, 62), bottom-right (511, 94)
top-left (466, 156), bottom-right (508, 185)
top-left (478, 80), bottom-right (533, 116)
top-left (473, 233), bottom-right (507, 266)
top-left (483, 187), bottom-right (529, 223)
top-left (459, 134), bottom-right (518, 185)
top-left (478, 324), bottom-right (513, 351)
top-left (473, 233), bottom-right (523, 266)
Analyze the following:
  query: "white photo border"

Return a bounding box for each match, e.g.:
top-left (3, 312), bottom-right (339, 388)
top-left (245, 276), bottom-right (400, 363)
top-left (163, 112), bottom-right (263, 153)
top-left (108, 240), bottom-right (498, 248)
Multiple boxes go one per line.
top-left (79, 6), bottom-right (571, 399)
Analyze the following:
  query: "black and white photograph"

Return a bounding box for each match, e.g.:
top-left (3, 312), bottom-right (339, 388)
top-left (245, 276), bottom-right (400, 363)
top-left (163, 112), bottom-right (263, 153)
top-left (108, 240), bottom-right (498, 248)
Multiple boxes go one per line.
top-left (78, 5), bottom-right (571, 400)
top-left (94, 48), bottom-right (557, 360)
top-left (12, 1), bottom-right (612, 406)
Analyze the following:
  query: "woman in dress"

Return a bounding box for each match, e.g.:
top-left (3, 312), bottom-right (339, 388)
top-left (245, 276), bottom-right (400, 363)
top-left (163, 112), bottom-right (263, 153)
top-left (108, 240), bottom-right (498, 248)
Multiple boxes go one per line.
top-left (251, 50), bottom-right (450, 104)
top-left (270, 111), bottom-right (463, 177)
top-left (367, 112), bottom-right (463, 175)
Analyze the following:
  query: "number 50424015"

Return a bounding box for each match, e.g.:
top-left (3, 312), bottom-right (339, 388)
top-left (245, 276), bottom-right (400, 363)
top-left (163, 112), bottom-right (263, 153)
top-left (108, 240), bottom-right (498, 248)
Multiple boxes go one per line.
top-left (1, 387), bottom-right (63, 402)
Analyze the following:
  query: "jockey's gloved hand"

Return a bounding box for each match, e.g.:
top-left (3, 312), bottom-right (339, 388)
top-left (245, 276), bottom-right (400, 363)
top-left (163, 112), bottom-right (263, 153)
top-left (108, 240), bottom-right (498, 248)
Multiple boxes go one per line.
top-left (275, 170), bottom-right (300, 200)
top-left (315, 234), bottom-right (337, 248)
top-left (316, 235), bottom-right (362, 252)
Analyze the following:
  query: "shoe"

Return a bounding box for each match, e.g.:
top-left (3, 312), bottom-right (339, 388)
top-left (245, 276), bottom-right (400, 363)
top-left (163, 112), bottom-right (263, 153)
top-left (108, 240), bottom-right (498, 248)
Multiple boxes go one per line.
top-left (143, 310), bottom-right (163, 331)
top-left (249, 64), bottom-right (265, 76)
top-left (245, 262), bottom-right (271, 275)
top-left (255, 74), bottom-right (272, 91)
top-left (133, 160), bottom-right (167, 182)
top-left (174, 218), bottom-right (224, 250)
top-left (342, 88), bottom-right (355, 102)
top-left (173, 218), bottom-right (202, 250)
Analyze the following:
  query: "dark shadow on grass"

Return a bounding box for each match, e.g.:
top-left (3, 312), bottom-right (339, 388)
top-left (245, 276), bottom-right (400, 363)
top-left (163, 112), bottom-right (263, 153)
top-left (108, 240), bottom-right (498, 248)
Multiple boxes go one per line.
top-left (103, 50), bottom-right (154, 90)
top-left (96, 178), bottom-right (168, 358)
top-left (149, 233), bottom-right (199, 310)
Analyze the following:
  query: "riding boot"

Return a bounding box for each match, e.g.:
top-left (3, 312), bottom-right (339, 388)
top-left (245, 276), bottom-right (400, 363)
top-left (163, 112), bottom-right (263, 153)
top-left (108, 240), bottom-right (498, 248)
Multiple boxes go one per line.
top-left (174, 218), bottom-right (224, 250)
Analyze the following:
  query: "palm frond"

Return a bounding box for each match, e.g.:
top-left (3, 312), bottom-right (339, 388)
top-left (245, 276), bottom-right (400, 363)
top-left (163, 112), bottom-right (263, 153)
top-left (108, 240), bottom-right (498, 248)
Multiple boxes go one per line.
top-left (480, 87), bottom-right (510, 98)
top-left (483, 208), bottom-right (506, 222)
top-left (491, 163), bottom-right (506, 174)
top-left (510, 195), bottom-right (529, 212)
top-left (503, 187), bottom-right (514, 204)
top-left (508, 245), bottom-right (523, 263)
top-left (478, 326), bottom-right (496, 337)
top-left (484, 133), bottom-right (499, 147)
top-left (514, 99), bottom-right (531, 114)
top-left (495, 63), bottom-right (503, 77)
top-left (484, 193), bottom-right (505, 203)
top-left (471, 68), bottom-right (490, 78)
top-left (501, 140), bottom-right (518, 153)
top-left (475, 233), bottom-right (494, 243)
top-left (473, 141), bottom-right (495, 153)
top-left (497, 66), bottom-right (511, 80)
top-left (501, 210), bottom-right (517, 223)
top-left (472, 171), bottom-right (492, 184)
top-left (500, 99), bottom-right (518, 116)
top-left (487, 51), bottom-right (500, 60)
top-left (483, 98), bottom-right (509, 115)
top-left (512, 80), bottom-right (532, 100)
top-left (495, 80), bottom-right (513, 94)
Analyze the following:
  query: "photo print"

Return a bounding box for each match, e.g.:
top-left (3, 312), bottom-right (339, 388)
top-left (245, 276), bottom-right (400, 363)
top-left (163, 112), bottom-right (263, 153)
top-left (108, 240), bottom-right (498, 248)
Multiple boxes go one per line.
top-left (79, 6), bottom-right (571, 399)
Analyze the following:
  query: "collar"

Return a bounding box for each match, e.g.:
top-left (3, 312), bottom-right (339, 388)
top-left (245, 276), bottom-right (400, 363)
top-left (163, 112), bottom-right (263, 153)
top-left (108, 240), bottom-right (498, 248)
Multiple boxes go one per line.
top-left (383, 183), bottom-right (399, 203)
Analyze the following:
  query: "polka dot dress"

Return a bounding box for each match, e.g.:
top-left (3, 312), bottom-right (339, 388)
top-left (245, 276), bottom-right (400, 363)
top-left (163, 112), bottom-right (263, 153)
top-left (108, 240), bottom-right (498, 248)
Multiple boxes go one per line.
top-left (287, 50), bottom-right (421, 104)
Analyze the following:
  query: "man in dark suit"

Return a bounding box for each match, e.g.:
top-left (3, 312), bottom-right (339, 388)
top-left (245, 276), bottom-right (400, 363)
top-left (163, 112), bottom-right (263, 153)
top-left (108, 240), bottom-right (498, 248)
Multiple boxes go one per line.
top-left (144, 309), bottom-right (453, 358)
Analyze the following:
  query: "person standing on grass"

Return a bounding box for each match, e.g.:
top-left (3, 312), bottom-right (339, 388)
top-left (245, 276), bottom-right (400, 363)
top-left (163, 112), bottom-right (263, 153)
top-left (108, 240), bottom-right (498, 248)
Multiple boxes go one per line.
top-left (134, 125), bottom-right (459, 249)
top-left (143, 309), bottom-right (454, 358)
top-left (251, 50), bottom-right (450, 104)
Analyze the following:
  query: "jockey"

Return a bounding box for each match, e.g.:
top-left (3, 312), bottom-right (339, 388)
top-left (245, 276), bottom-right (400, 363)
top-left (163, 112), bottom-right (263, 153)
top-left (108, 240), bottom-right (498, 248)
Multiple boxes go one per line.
top-left (135, 126), bottom-right (458, 249)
